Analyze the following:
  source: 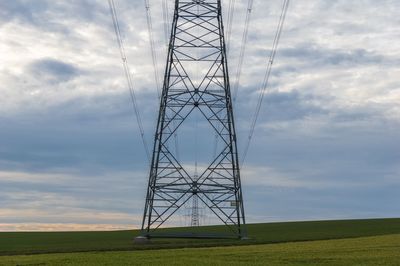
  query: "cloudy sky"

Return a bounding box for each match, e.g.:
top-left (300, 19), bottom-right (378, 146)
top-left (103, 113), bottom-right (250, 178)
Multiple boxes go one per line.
top-left (0, 0), bottom-right (399, 231)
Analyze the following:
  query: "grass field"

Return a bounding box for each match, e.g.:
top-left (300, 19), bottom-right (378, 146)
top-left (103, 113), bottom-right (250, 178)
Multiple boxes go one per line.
top-left (1, 218), bottom-right (400, 255)
top-left (1, 218), bottom-right (400, 265)
top-left (1, 234), bottom-right (400, 265)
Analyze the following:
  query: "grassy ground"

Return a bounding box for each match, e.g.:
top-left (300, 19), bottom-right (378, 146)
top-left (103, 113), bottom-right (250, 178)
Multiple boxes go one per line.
top-left (1, 234), bottom-right (400, 265)
top-left (1, 218), bottom-right (400, 255)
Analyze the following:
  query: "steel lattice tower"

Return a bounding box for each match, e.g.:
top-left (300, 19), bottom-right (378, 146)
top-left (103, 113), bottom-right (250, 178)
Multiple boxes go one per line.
top-left (141, 0), bottom-right (246, 239)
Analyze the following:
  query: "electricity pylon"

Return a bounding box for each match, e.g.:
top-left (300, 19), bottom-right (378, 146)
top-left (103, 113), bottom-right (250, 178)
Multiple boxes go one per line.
top-left (141, 0), bottom-right (246, 239)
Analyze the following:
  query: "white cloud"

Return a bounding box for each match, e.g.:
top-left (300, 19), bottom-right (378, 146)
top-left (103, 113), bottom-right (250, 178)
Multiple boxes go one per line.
top-left (0, 223), bottom-right (135, 232)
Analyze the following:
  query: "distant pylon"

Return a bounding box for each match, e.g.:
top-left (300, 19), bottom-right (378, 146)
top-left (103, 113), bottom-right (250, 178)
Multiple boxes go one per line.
top-left (190, 194), bottom-right (200, 227)
top-left (190, 167), bottom-right (200, 227)
top-left (141, 0), bottom-right (246, 239)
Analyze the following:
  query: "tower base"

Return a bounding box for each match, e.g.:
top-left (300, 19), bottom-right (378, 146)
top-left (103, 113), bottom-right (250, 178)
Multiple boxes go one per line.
top-left (133, 236), bottom-right (150, 244)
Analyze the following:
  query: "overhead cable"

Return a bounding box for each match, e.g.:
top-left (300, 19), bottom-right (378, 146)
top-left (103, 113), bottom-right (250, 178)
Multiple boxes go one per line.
top-left (241, 0), bottom-right (290, 166)
top-left (144, 0), bottom-right (162, 97)
top-left (225, 0), bottom-right (236, 54)
top-left (162, 0), bottom-right (170, 48)
top-left (145, 0), bottom-right (180, 160)
top-left (108, 0), bottom-right (151, 162)
top-left (232, 0), bottom-right (254, 102)
top-left (212, 0), bottom-right (237, 160)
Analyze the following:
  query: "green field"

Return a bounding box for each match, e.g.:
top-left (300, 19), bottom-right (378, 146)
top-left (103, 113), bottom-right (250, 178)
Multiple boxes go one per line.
top-left (1, 218), bottom-right (400, 265)
top-left (1, 234), bottom-right (400, 265)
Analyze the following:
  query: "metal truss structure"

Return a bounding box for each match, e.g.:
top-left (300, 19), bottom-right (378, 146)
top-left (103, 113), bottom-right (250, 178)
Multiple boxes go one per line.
top-left (141, 0), bottom-right (246, 239)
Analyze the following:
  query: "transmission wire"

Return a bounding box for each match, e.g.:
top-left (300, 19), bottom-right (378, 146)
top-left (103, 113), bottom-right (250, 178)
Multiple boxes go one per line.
top-left (162, 0), bottom-right (180, 160)
top-left (225, 0), bottom-right (236, 54)
top-left (212, 0), bottom-right (236, 159)
top-left (232, 0), bottom-right (253, 102)
top-left (144, 0), bottom-right (161, 96)
top-left (241, 0), bottom-right (290, 166)
top-left (213, 0), bottom-right (250, 163)
top-left (145, 0), bottom-right (180, 160)
top-left (162, 0), bottom-right (170, 49)
top-left (108, 0), bottom-right (151, 163)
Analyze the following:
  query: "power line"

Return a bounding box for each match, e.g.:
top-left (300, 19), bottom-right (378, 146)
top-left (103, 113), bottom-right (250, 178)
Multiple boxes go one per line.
top-left (225, 0), bottom-right (236, 54)
top-left (212, 0), bottom-right (237, 160)
top-left (162, 0), bottom-right (170, 48)
top-left (232, 0), bottom-right (253, 102)
top-left (144, 0), bottom-right (161, 97)
top-left (241, 0), bottom-right (290, 166)
top-left (108, 0), bottom-right (151, 163)
top-left (145, 0), bottom-right (180, 160)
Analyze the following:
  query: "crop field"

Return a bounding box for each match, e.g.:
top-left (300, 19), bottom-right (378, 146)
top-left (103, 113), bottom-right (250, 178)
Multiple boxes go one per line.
top-left (1, 218), bottom-right (400, 265)
top-left (1, 234), bottom-right (400, 265)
